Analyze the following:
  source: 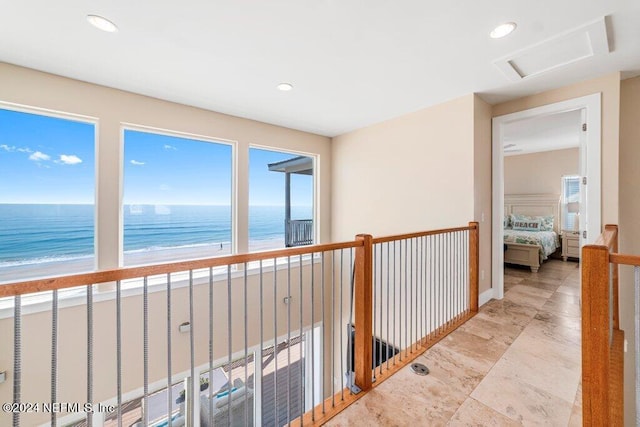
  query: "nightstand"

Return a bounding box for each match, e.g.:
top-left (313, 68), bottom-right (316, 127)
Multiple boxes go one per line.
top-left (562, 230), bottom-right (580, 261)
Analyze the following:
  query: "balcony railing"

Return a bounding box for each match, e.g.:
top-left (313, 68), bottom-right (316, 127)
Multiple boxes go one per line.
top-left (285, 219), bottom-right (313, 248)
top-left (0, 222), bottom-right (479, 427)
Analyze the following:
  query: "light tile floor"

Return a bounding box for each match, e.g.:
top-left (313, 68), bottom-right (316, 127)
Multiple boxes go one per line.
top-left (327, 259), bottom-right (582, 426)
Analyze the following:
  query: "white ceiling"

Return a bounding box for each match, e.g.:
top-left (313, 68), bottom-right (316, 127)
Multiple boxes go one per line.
top-left (1, 1), bottom-right (639, 137)
top-left (502, 110), bottom-right (582, 156)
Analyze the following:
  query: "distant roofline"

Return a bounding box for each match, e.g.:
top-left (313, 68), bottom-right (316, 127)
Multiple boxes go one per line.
top-left (267, 156), bottom-right (313, 175)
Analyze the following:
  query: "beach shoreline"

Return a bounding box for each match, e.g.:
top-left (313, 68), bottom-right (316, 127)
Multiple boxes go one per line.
top-left (0, 237), bottom-right (287, 284)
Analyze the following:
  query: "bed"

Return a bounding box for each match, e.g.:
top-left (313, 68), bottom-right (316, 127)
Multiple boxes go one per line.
top-left (504, 194), bottom-right (561, 273)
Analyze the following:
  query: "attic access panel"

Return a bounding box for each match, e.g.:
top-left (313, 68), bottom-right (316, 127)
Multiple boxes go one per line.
top-left (494, 17), bottom-right (610, 81)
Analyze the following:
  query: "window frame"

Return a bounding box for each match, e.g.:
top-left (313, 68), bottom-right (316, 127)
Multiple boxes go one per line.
top-left (0, 100), bottom-right (99, 277)
top-left (248, 144), bottom-right (318, 251)
top-left (561, 174), bottom-right (581, 231)
top-left (120, 123), bottom-right (237, 267)
top-left (0, 114), bottom-right (323, 309)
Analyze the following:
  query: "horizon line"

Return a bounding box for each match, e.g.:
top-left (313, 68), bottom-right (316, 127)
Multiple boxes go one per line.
top-left (0, 202), bottom-right (313, 207)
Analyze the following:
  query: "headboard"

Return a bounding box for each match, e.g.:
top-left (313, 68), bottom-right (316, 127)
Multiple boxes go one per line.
top-left (505, 194), bottom-right (561, 234)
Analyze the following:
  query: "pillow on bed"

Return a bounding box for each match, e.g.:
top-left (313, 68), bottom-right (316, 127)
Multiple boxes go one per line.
top-left (510, 214), bottom-right (554, 231)
top-left (512, 219), bottom-right (541, 231)
top-left (538, 215), bottom-right (554, 231)
top-left (510, 213), bottom-right (524, 224)
top-left (504, 215), bottom-right (511, 229)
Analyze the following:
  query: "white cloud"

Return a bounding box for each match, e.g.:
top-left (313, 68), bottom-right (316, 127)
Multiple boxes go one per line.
top-left (58, 154), bottom-right (82, 165)
top-left (29, 151), bottom-right (51, 161)
top-left (2, 145), bottom-right (34, 153)
top-left (159, 184), bottom-right (171, 191)
top-left (164, 144), bottom-right (177, 151)
top-left (130, 160), bottom-right (145, 166)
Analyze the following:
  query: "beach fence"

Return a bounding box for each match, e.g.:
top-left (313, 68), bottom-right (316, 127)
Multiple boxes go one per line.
top-left (0, 223), bottom-right (478, 426)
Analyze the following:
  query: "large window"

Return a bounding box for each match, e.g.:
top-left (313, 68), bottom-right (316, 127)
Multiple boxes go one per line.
top-left (0, 107), bottom-right (95, 283)
top-left (249, 148), bottom-right (314, 252)
top-left (123, 129), bottom-right (232, 266)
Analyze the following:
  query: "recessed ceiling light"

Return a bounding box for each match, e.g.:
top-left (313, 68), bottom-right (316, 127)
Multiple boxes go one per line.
top-left (87, 15), bottom-right (118, 33)
top-left (490, 22), bottom-right (517, 39)
top-left (277, 83), bottom-right (293, 91)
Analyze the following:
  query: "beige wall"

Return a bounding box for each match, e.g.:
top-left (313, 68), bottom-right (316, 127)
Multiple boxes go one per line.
top-left (493, 72), bottom-right (621, 227)
top-left (2, 60), bottom-right (633, 422)
top-left (619, 74), bottom-right (640, 427)
top-left (495, 72), bottom-right (632, 423)
top-left (331, 94), bottom-right (475, 240)
top-left (331, 93), bottom-right (492, 294)
top-left (0, 62), bottom-right (333, 425)
top-left (473, 96), bottom-right (493, 294)
top-left (0, 262), bottom-right (341, 426)
top-left (505, 148), bottom-right (579, 195)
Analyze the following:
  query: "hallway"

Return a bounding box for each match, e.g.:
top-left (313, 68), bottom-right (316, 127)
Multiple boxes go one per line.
top-left (327, 259), bottom-right (582, 426)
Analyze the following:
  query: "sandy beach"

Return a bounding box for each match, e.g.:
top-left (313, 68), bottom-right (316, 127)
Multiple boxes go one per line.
top-left (0, 238), bottom-right (287, 285)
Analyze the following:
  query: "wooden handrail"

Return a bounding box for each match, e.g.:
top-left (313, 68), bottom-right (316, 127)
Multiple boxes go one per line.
top-left (581, 224), bottom-right (624, 426)
top-left (299, 222), bottom-right (479, 425)
top-left (594, 224), bottom-right (618, 249)
top-left (469, 221), bottom-right (479, 313)
top-left (610, 253), bottom-right (640, 266)
top-left (371, 225), bottom-right (475, 244)
top-left (582, 244), bottom-right (612, 425)
top-left (0, 240), bottom-right (362, 298)
top-left (298, 311), bottom-right (475, 426)
top-left (0, 224), bottom-right (479, 298)
top-left (2, 222), bottom-right (481, 427)
top-left (611, 226), bottom-right (620, 331)
top-left (354, 234), bottom-right (373, 393)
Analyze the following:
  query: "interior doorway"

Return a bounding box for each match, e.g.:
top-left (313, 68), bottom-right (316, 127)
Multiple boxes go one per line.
top-left (491, 94), bottom-right (602, 300)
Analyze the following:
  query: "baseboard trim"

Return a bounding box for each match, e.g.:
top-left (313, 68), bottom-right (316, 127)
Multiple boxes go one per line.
top-left (479, 288), bottom-right (495, 306)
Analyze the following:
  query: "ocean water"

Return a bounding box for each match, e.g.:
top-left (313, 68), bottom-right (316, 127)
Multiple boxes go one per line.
top-left (0, 204), bottom-right (312, 267)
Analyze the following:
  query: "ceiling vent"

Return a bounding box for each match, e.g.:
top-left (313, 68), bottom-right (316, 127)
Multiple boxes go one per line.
top-left (494, 17), bottom-right (610, 81)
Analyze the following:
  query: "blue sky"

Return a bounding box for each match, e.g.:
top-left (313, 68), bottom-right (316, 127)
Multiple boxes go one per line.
top-left (1, 108), bottom-right (312, 206)
top-left (126, 133), bottom-right (312, 206)
top-left (0, 108), bottom-right (95, 204)
top-left (124, 129), bottom-right (233, 205)
top-left (249, 148), bottom-right (313, 207)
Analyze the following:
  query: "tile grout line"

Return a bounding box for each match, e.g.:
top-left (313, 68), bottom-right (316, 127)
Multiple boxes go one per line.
top-left (443, 279), bottom-right (548, 425)
top-left (452, 262), bottom-right (579, 425)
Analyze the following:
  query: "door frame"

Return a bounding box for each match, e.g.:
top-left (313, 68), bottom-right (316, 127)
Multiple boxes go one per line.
top-left (491, 93), bottom-right (601, 300)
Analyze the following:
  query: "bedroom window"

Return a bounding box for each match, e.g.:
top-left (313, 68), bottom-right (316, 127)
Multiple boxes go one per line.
top-left (0, 106), bottom-right (96, 283)
top-left (123, 128), bottom-right (233, 266)
top-left (561, 175), bottom-right (580, 231)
